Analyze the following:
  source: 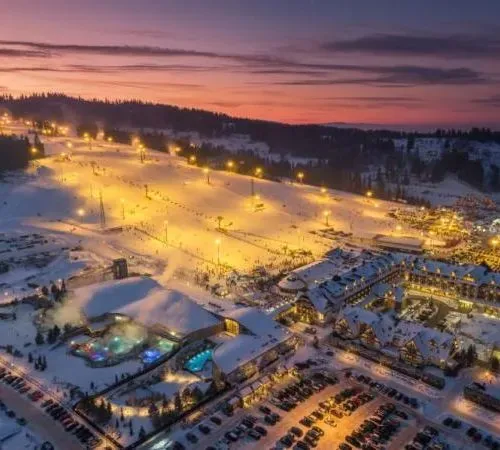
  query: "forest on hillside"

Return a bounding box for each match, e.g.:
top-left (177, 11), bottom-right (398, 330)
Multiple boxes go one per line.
top-left (1, 94), bottom-right (499, 196)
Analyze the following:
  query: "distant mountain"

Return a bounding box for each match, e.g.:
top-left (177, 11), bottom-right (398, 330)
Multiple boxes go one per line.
top-left (321, 122), bottom-right (500, 133)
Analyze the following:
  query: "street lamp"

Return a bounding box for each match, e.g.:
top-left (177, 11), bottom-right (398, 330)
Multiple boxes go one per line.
top-left (323, 210), bottom-right (330, 226)
top-left (226, 160), bottom-right (234, 171)
top-left (66, 141), bottom-right (73, 149)
top-left (255, 167), bottom-right (262, 178)
top-left (30, 147), bottom-right (37, 155)
top-left (320, 187), bottom-right (327, 195)
top-left (107, 136), bottom-right (113, 143)
top-left (77, 208), bottom-right (85, 217)
top-left (215, 238), bottom-right (221, 268)
top-left (297, 172), bottom-right (304, 184)
top-left (120, 198), bottom-right (125, 220)
top-left (189, 155), bottom-right (196, 164)
top-left (203, 167), bottom-right (210, 184)
top-left (366, 190), bottom-right (373, 198)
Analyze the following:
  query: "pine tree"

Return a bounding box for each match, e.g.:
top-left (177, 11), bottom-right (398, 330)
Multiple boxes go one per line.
top-left (35, 331), bottom-right (44, 345)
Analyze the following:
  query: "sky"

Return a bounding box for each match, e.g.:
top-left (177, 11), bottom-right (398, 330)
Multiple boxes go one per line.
top-left (0, 0), bottom-right (500, 129)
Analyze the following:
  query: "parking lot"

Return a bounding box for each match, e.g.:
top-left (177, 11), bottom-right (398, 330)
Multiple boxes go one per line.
top-left (171, 369), bottom-right (419, 450)
top-left (0, 363), bottom-right (109, 449)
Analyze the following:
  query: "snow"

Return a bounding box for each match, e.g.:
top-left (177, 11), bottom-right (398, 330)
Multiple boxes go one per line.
top-left (115, 288), bottom-right (221, 338)
top-left (277, 258), bottom-right (339, 291)
top-left (0, 418), bottom-right (21, 442)
top-left (213, 307), bottom-right (291, 375)
top-left (0, 303), bottom-right (143, 396)
top-left (69, 276), bottom-right (161, 318)
top-left (1, 122), bottom-right (421, 279)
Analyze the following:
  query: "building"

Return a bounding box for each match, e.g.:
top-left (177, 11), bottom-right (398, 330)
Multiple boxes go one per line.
top-left (68, 276), bottom-right (223, 343)
top-left (402, 258), bottom-right (500, 306)
top-left (68, 278), bottom-right (298, 383)
top-left (334, 306), bottom-right (457, 369)
top-left (281, 249), bottom-right (500, 326)
top-left (212, 307), bottom-right (298, 384)
top-left (373, 235), bottom-right (424, 254)
top-left (282, 251), bottom-right (403, 325)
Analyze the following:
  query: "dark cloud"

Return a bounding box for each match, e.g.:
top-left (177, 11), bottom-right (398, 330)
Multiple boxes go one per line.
top-left (325, 96), bottom-right (423, 103)
top-left (271, 66), bottom-right (488, 87)
top-left (0, 48), bottom-right (48, 57)
top-left (0, 39), bottom-right (492, 89)
top-left (321, 33), bottom-right (500, 59)
top-left (471, 95), bottom-right (500, 107)
top-left (248, 69), bottom-right (328, 76)
top-left (0, 64), bottom-right (219, 74)
top-left (0, 39), bottom-right (275, 65)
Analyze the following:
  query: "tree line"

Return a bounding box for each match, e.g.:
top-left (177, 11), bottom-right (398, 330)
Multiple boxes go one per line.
top-left (0, 134), bottom-right (43, 172)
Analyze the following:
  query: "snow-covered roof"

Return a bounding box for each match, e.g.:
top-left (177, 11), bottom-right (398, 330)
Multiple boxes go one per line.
top-left (278, 259), bottom-right (338, 291)
top-left (70, 276), bottom-right (161, 318)
top-left (70, 276), bottom-right (220, 338)
top-left (409, 328), bottom-right (455, 362)
top-left (221, 306), bottom-right (286, 337)
top-left (213, 307), bottom-right (291, 374)
top-left (406, 257), bottom-right (500, 285)
top-left (115, 289), bottom-right (221, 338)
top-left (336, 306), bottom-right (380, 336)
top-left (374, 235), bottom-right (424, 251)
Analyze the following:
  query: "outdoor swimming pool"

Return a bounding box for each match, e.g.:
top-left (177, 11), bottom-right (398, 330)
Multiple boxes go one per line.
top-left (140, 338), bottom-right (177, 364)
top-left (184, 349), bottom-right (213, 372)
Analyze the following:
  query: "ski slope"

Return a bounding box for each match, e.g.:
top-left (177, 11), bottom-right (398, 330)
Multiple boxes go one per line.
top-left (2, 122), bottom-right (418, 275)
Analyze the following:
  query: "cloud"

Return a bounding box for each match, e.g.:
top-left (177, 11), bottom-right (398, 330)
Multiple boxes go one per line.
top-left (0, 39), bottom-right (272, 64)
top-left (471, 95), bottom-right (500, 107)
top-left (321, 33), bottom-right (500, 59)
top-left (325, 96), bottom-right (423, 103)
top-left (0, 64), bottom-right (219, 75)
top-left (0, 48), bottom-right (48, 57)
top-left (271, 66), bottom-right (488, 87)
top-left (0, 39), bottom-right (492, 89)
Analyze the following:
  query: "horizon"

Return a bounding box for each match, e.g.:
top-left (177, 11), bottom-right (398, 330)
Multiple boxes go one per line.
top-left (1, 0), bottom-right (500, 128)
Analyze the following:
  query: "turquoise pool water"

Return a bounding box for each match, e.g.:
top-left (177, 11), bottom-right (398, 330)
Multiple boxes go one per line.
top-left (184, 349), bottom-right (213, 372)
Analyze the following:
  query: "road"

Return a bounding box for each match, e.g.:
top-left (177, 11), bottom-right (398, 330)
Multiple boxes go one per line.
top-left (0, 383), bottom-right (82, 450)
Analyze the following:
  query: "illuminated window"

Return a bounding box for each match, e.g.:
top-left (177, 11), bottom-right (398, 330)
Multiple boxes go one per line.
top-left (225, 319), bottom-right (239, 335)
